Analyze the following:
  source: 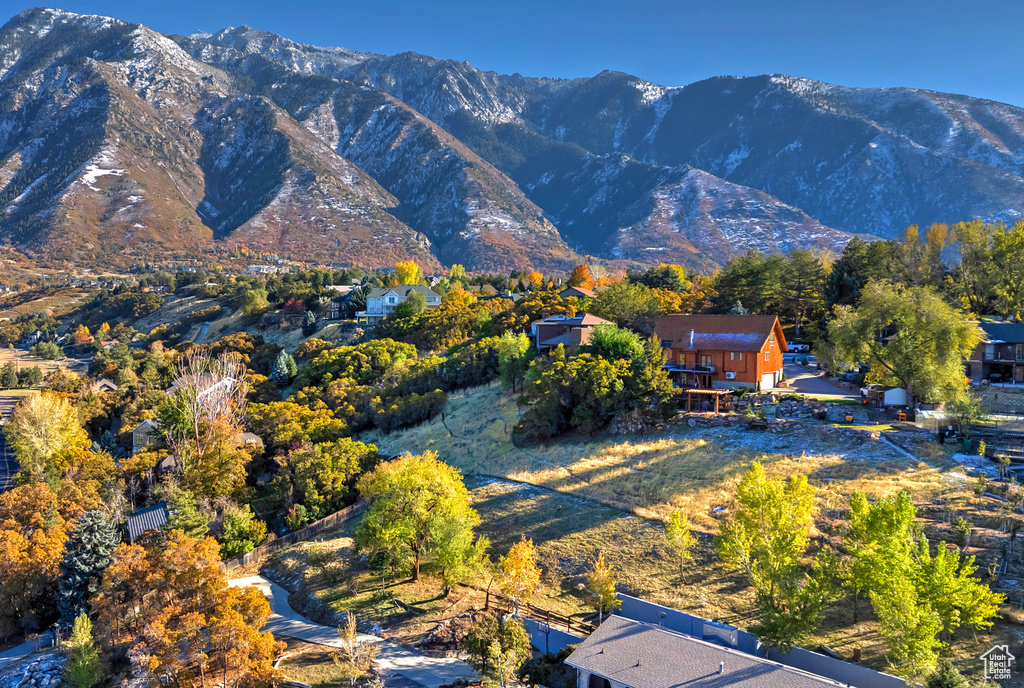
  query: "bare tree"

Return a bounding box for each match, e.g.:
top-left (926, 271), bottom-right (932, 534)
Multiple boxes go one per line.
top-left (164, 350), bottom-right (249, 475)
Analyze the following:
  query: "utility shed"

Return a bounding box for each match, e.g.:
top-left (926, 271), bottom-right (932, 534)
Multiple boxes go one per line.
top-left (126, 502), bottom-right (169, 543)
top-left (565, 616), bottom-right (847, 688)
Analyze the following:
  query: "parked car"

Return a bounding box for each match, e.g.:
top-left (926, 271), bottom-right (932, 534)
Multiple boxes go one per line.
top-left (789, 343), bottom-right (810, 353)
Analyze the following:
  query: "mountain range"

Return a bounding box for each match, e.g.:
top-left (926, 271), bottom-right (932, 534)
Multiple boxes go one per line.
top-left (1, 7), bottom-right (1023, 272)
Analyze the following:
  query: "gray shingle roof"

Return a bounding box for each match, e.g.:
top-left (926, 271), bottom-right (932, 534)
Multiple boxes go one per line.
top-left (566, 616), bottom-right (844, 688)
top-left (126, 502), bottom-right (169, 543)
top-left (980, 321), bottom-right (1024, 343)
top-left (366, 284), bottom-right (440, 299)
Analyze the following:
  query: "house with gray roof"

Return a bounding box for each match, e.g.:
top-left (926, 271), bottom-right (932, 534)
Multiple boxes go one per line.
top-left (356, 284), bottom-right (441, 326)
top-left (967, 321), bottom-right (1024, 384)
top-left (566, 616), bottom-right (848, 688)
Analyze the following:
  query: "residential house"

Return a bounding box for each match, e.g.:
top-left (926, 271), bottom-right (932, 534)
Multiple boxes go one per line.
top-left (131, 419), bottom-right (160, 455)
top-left (126, 502), bottom-right (169, 543)
top-left (559, 285), bottom-right (595, 299)
top-left (566, 615), bottom-right (855, 688)
top-left (531, 313), bottom-right (613, 351)
top-left (479, 291), bottom-right (524, 305)
top-left (967, 322), bottom-right (1024, 384)
top-left (356, 285), bottom-right (441, 326)
top-left (17, 330), bottom-right (43, 349)
top-left (655, 315), bottom-right (787, 390)
top-left (86, 378), bottom-right (119, 395)
top-left (324, 284), bottom-right (360, 320)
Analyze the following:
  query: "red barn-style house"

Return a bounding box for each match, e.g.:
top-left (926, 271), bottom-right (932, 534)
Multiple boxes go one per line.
top-left (655, 315), bottom-right (788, 390)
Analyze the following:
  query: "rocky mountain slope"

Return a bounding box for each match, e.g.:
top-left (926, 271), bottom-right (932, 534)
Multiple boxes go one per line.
top-left (2, 8), bottom-right (1023, 271)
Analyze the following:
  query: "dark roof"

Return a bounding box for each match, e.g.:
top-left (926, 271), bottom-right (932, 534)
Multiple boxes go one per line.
top-left (126, 502), bottom-right (169, 543)
top-left (979, 321), bottom-right (1024, 343)
top-left (566, 616), bottom-right (843, 688)
top-left (655, 315), bottom-right (785, 353)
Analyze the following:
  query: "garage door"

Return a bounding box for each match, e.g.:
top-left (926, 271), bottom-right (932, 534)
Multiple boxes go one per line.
top-left (761, 372), bottom-right (776, 390)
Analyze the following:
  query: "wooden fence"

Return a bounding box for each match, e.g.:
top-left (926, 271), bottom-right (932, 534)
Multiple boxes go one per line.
top-left (474, 584), bottom-right (595, 637)
top-left (221, 501), bottom-right (366, 571)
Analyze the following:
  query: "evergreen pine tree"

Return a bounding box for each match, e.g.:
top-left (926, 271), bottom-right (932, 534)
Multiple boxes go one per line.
top-left (285, 352), bottom-right (298, 378)
top-left (66, 613), bottom-right (104, 688)
top-left (302, 310), bottom-right (318, 336)
top-left (1, 362), bottom-right (16, 388)
top-left (58, 510), bottom-right (120, 626)
top-left (272, 349), bottom-right (291, 387)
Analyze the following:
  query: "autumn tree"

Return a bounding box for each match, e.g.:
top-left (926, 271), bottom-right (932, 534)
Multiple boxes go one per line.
top-left (464, 612), bottom-right (531, 685)
top-left (497, 331), bottom-right (531, 394)
top-left (498, 537), bottom-right (542, 614)
top-left (288, 439), bottom-right (379, 519)
top-left (946, 221), bottom-right (995, 315)
top-left (241, 288), bottom-right (269, 317)
top-left (717, 463), bottom-right (836, 650)
top-left (332, 613), bottom-right (377, 686)
top-left (525, 271), bottom-right (544, 290)
top-left (0, 482), bottom-right (82, 635)
top-left (160, 351), bottom-right (251, 499)
top-left (846, 490), bottom-right (1002, 680)
top-left (355, 452), bottom-right (480, 582)
top-left (7, 392), bottom-right (90, 483)
top-left (991, 221), bottom-right (1024, 319)
top-left (585, 552), bottom-right (621, 623)
top-left (828, 281), bottom-right (982, 403)
top-left (94, 530), bottom-right (281, 687)
top-left (66, 613), bottom-right (104, 688)
top-left (665, 511), bottom-right (697, 582)
top-left (449, 264), bottom-right (468, 282)
top-left (395, 260), bottom-right (423, 285)
top-left (58, 510), bottom-right (120, 626)
top-left (568, 264), bottom-right (594, 289)
top-left (591, 282), bottom-right (660, 334)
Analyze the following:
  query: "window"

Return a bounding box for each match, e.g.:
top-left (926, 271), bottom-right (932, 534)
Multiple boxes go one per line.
top-left (388, 296), bottom-right (396, 304)
top-left (730, 352), bottom-right (743, 361)
top-left (701, 355), bottom-right (712, 367)
top-left (986, 343), bottom-right (995, 360)
top-left (1018, 344), bottom-right (1023, 361)
top-left (764, 351), bottom-right (770, 361)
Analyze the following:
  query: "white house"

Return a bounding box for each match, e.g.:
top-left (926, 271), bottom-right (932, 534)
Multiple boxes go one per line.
top-left (356, 285), bottom-right (441, 326)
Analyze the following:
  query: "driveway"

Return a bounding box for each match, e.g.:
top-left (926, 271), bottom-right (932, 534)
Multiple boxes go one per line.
top-left (776, 362), bottom-right (860, 401)
top-left (229, 576), bottom-right (477, 688)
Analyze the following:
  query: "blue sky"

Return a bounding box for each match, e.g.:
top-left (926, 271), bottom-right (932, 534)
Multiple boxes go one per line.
top-left (4, 0), bottom-right (1024, 105)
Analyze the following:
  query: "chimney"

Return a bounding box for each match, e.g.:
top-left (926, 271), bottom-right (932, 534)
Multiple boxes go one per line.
top-left (689, 329), bottom-right (695, 350)
top-left (719, 662), bottom-right (724, 675)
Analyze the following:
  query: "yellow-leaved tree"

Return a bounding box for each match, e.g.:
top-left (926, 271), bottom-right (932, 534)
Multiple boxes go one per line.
top-left (395, 260), bottom-right (422, 285)
top-left (7, 392), bottom-right (90, 483)
top-left (497, 537), bottom-right (541, 614)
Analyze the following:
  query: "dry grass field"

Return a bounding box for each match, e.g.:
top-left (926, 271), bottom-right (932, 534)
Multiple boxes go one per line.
top-left (353, 383), bottom-right (1024, 680)
top-left (361, 383), bottom-right (955, 532)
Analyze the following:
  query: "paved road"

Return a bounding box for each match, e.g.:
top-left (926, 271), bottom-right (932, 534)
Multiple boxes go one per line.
top-left (192, 321), bottom-right (212, 345)
top-left (776, 362), bottom-right (860, 400)
top-left (229, 576), bottom-right (478, 688)
top-left (0, 631), bottom-right (54, 666)
top-left (0, 429), bottom-right (16, 492)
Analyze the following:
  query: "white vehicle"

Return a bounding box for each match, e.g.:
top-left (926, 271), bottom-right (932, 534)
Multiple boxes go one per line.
top-left (789, 343), bottom-right (810, 353)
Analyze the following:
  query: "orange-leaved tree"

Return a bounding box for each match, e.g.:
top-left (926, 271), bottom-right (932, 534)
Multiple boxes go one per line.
top-left (95, 530), bottom-right (281, 688)
top-left (568, 264), bottom-right (594, 289)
